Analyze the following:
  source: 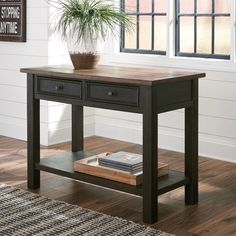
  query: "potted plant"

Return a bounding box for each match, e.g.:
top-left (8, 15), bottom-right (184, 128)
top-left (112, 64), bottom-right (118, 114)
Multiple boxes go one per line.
top-left (50, 0), bottom-right (133, 70)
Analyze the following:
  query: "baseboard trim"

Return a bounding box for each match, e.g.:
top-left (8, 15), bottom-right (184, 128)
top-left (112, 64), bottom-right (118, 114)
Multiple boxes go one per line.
top-left (95, 121), bottom-right (236, 164)
top-left (0, 118), bottom-right (95, 146)
top-left (48, 122), bottom-right (95, 145)
top-left (2, 117), bottom-right (236, 163)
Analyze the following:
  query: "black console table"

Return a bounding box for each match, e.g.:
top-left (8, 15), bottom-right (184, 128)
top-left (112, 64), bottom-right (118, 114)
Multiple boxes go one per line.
top-left (21, 65), bottom-right (205, 224)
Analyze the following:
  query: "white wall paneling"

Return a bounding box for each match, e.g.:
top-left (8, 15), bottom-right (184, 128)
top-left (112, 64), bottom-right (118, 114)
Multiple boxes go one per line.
top-left (0, 2), bottom-right (91, 146)
top-left (1, 0), bottom-right (236, 165)
top-left (0, 70), bottom-right (26, 87)
top-left (93, 69), bottom-right (236, 163)
top-left (99, 8), bottom-right (236, 163)
top-left (0, 84), bottom-right (26, 102)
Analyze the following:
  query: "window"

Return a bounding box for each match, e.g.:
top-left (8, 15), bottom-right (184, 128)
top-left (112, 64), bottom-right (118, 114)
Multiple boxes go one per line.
top-left (121, 0), bottom-right (231, 60)
top-left (120, 0), bottom-right (167, 55)
top-left (176, 0), bottom-right (231, 59)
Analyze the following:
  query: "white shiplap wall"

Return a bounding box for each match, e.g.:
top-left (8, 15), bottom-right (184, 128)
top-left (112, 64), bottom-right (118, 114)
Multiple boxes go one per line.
top-left (0, 1), bottom-right (49, 144)
top-left (0, 0), bottom-right (94, 145)
top-left (93, 66), bottom-right (236, 163)
top-left (1, 1), bottom-right (235, 163)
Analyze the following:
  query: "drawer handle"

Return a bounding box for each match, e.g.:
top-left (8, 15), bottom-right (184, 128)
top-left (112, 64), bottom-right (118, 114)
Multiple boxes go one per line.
top-left (55, 85), bottom-right (64, 91)
top-left (107, 91), bottom-right (116, 96)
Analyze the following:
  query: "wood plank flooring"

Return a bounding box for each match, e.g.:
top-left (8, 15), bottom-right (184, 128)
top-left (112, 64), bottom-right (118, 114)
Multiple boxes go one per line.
top-left (1, 135), bottom-right (236, 236)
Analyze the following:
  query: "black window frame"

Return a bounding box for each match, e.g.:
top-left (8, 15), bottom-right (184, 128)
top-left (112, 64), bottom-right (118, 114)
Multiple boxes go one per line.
top-left (120, 0), bottom-right (167, 55)
top-left (175, 0), bottom-right (231, 60)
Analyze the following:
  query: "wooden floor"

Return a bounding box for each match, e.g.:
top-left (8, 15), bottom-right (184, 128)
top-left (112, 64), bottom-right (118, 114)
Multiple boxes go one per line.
top-left (1, 135), bottom-right (236, 236)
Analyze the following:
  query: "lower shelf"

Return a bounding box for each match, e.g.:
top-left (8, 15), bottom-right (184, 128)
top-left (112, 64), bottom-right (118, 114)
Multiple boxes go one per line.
top-left (36, 151), bottom-right (189, 196)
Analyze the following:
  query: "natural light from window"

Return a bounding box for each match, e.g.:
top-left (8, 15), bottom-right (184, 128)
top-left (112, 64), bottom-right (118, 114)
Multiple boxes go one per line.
top-left (121, 0), bottom-right (231, 60)
top-left (122, 0), bottom-right (167, 54)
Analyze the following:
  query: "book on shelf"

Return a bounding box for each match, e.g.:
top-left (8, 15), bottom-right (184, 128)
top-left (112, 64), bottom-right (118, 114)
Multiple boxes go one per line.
top-left (98, 151), bottom-right (142, 173)
top-left (73, 152), bottom-right (169, 186)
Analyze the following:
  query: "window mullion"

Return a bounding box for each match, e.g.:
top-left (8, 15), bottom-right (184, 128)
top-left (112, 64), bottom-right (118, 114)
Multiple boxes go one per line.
top-left (136, 0), bottom-right (140, 50)
top-left (175, 0), bottom-right (180, 56)
top-left (212, 0), bottom-right (215, 55)
top-left (151, 0), bottom-right (155, 50)
top-left (120, 0), bottom-right (125, 50)
top-left (194, 0), bottom-right (197, 54)
top-left (230, 0), bottom-right (235, 63)
top-left (166, 0), bottom-right (173, 57)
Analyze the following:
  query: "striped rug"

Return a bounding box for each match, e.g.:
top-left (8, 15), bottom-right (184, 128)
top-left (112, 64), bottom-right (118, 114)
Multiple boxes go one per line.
top-left (0, 184), bottom-right (173, 236)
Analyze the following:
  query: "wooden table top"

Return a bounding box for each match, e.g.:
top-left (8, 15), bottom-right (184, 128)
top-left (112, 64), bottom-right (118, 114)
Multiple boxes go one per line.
top-left (21, 65), bottom-right (205, 85)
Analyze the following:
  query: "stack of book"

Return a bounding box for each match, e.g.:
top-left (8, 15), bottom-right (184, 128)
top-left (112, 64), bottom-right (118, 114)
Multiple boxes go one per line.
top-left (98, 151), bottom-right (143, 174)
top-left (74, 152), bottom-right (169, 186)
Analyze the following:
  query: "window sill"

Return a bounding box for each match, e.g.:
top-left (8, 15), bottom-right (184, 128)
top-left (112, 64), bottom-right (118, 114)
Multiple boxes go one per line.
top-left (103, 52), bottom-right (236, 74)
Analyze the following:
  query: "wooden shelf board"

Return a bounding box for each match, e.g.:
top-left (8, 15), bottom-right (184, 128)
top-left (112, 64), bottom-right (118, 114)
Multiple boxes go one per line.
top-left (36, 151), bottom-right (189, 196)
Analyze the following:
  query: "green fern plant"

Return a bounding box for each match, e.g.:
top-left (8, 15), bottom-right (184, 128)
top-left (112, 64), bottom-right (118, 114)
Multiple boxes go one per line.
top-left (49, 0), bottom-right (133, 43)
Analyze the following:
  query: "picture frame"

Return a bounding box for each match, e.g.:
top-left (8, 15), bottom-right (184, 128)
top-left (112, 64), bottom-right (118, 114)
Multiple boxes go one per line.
top-left (0, 0), bottom-right (26, 42)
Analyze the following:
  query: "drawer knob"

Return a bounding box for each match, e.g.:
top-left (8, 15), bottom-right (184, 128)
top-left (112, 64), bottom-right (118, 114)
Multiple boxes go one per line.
top-left (108, 91), bottom-right (115, 96)
top-left (55, 85), bottom-right (63, 91)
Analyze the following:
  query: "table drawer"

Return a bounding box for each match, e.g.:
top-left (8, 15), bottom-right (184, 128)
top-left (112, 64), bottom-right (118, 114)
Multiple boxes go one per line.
top-left (36, 77), bottom-right (82, 99)
top-left (86, 82), bottom-right (139, 107)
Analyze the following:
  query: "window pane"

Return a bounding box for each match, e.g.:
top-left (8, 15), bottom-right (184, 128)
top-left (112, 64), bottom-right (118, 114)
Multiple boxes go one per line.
top-left (215, 0), bottom-right (230, 14)
top-left (125, 0), bottom-right (137, 12)
top-left (139, 0), bottom-right (152, 13)
top-left (179, 0), bottom-right (194, 13)
top-left (154, 16), bottom-right (167, 51)
top-left (197, 17), bottom-right (212, 54)
top-left (176, 0), bottom-right (230, 59)
top-left (121, 0), bottom-right (167, 54)
top-left (179, 17), bottom-right (194, 53)
top-left (139, 16), bottom-right (152, 50)
top-left (155, 0), bottom-right (167, 13)
top-left (197, 0), bottom-right (212, 14)
top-left (215, 17), bottom-right (230, 54)
top-left (124, 16), bottom-right (137, 49)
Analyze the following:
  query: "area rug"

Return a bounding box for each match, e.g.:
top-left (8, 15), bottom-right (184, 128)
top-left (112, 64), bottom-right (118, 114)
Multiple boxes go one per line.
top-left (0, 184), bottom-right (173, 236)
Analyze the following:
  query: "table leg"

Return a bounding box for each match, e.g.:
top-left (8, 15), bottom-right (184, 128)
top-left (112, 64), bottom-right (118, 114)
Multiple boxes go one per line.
top-left (27, 74), bottom-right (40, 189)
top-left (143, 87), bottom-right (158, 224)
top-left (72, 105), bottom-right (84, 152)
top-left (185, 80), bottom-right (199, 204)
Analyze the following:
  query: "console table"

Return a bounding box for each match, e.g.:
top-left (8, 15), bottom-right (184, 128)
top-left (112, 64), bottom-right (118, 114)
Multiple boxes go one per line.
top-left (21, 65), bottom-right (205, 224)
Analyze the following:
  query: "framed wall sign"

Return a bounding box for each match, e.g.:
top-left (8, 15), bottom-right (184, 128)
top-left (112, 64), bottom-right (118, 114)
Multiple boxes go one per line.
top-left (0, 0), bottom-right (26, 42)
